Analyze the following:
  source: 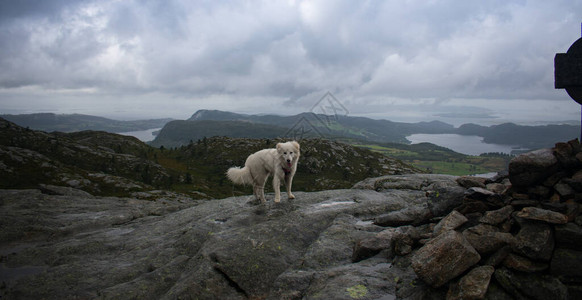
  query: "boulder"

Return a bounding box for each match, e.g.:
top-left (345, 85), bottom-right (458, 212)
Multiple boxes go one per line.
top-left (352, 228), bottom-right (394, 262)
top-left (456, 176), bottom-right (487, 189)
top-left (352, 174), bottom-right (459, 191)
top-left (554, 181), bottom-right (575, 198)
top-left (554, 141), bottom-right (579, 168)
top-left (494, 268), bottom-right (568, 300)
top-left (512, 221), bottom-right (554, 261)
top-left (508, 148), bottom-right (559, 187)
top-left (480, 205), bottom-right (514, 225)
top-left (486, 183), bottom-right (509, 195)
top-left (550, 248), bottom-right (582, 278)
top-left (484, 282), bottom-right (515, 300)
top-left (374, 205), bottom-right (432, 227)
top-left (432, 210), bottom-right (468, 236)
top-left (465, 187), bottom-right (496, 200)
top-left (526, 185), bottom-right (552, 199)
top-left (484, 246), bottom-right (512, 267)
top-left (447, 265), bottom-right (494, 300)
top-left (411, 230), bottom-right (480, 287)
top-left (502, 253), bottom-right (548, 273)
top-left (554, 222), bottom-right (582, 249)
top-left (456, 200), bottom-right (490, 215)
top-left (393, 231), bottom-right (415, 256)
top-left (463, 224), bottom-right (515, 255)
top-left (426, 186), bottom-right (466, 217)
top-left (516, 207), bottom-right (568, 224)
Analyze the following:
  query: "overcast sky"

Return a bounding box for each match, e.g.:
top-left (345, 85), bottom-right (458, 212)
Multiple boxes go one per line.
top-left (1, 0), bottom-right (581, 125)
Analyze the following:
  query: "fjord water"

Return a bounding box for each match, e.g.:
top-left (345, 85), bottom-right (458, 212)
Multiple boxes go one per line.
top-left (406, 133), bottom-right (519, 156)
top-left (119, 128), bottom-right (161, 142)
top-left (122, 128), bottom-right (519, 156)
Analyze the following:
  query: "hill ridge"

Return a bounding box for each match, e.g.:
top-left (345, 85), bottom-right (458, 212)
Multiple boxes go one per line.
top-left (0, 117), bottom-right (419, 199)
top-left (157, 109), bottom-right (580, 151)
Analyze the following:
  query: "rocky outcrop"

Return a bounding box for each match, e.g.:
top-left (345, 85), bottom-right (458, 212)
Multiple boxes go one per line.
top-left (350, 139), bottom-right (582, 299)
top-left (0, 117), bottom-right (171, 195)
top-left (0, 117), bottom-right (423, 199)
top-left (0, 174), bottom-right (457, 299)
top-left (2, 139), bottom-right (582, 299)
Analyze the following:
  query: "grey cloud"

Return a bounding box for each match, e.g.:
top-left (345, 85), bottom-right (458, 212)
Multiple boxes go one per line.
top-left (0, 0), bottom-right (581, 121)
top-left (0, 0), bottom-right (91, 22)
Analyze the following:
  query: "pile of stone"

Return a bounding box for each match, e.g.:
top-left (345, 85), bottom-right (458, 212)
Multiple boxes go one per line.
top-left (353, 139), bottom-right (582, 299)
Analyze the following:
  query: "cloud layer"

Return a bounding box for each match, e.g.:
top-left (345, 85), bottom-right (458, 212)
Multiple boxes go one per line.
top-left (1, 0), bottom-right (581, 123)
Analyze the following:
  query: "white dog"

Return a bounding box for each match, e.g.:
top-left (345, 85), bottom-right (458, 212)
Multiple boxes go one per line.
top-left (227, 141), bottom-right (300, 203)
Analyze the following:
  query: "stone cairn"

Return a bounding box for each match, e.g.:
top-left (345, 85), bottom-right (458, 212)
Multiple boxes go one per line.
top-left (353, 139), bottom-right (582, 299)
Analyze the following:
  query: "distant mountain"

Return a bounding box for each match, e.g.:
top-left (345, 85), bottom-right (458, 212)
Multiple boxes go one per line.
top-left (1, 113), bottom-right (172, 133)
top-left (150, 109), bottom-right (455, 147)
top-left (457, 122), bottom-right (580, 149)
top-left (153, 109), bottom-right (580, 151)
top-left (150, 120), bottom-right (289, 148)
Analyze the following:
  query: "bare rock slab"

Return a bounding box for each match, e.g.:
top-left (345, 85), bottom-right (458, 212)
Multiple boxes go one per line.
top-left (411, 230), bottom-right (480, 288)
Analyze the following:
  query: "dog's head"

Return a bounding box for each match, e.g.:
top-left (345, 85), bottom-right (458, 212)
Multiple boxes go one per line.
top-left (276, 141), bottom-right (300, 168)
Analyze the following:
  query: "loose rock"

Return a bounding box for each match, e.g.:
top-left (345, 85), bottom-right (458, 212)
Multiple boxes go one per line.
top-left (494, 268), bottom-right (568, 300)
top-left (411, 230), bottom-right (480, 287)
top-left (480, 205), bottom-right (514, 225)
top-left (447, 265), bottom-right (494, 300)
top-left (432, 210), bottom-right (468, 237)
top-left (554, 222), bottom-right (582, 249)
top-left (502, 253), bottom-right (548, 273)
top-left (463, 224), bottom-right (515, 255)
top-left (509, 148), bottom-right (559, 187)
top-left (550, 248), bottom-right (582, 278)
top-left (512, 221), bottom-right (554, 261)
top-left (516, 207), bottom-right (568, 224)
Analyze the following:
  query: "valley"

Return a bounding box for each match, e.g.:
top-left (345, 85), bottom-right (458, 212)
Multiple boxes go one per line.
top-left (4, 109), bottom-right (577, 182)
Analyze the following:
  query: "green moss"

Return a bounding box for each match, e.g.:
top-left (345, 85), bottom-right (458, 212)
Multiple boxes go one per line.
top-left (346, 284), bottom-right (368, 299)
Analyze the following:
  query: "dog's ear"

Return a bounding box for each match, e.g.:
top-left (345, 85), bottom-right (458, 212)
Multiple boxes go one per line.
top-left (276, 143), bottom-right (282, 152)
top-left (291, 141), bottom-right (300, 152)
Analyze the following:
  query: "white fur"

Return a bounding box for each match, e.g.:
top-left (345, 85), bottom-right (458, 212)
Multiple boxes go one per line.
top-left (227, 141), bottom-right (300, 203)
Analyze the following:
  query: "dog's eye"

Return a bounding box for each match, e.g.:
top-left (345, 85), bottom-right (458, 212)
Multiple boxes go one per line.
top-left (283, 152), bottom-right (287, 154)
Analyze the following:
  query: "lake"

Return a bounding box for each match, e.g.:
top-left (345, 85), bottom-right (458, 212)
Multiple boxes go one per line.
top-left (121, 129), bottom-right (518, 156)
top-left (119, 128), bottom-right (161, 142)
top-left (406, 133), bottom-right (521, 156)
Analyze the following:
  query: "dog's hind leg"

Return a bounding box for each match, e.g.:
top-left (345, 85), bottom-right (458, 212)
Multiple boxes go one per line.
top-left (253, 174), bottom-right (268, 203)
top-left (253, 184), bottom-right (266, 203)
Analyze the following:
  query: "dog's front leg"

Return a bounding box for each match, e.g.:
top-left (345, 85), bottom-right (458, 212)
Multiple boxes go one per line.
top-left (272, 176), bottom-right (281, 203)
top-left (285, 174), bottom-right (295, 199)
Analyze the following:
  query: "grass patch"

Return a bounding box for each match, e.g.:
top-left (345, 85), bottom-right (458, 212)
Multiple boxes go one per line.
top-left (353, 142), bottom-right (510, 176)
top-left (411, 160), bottom-right (490, 176)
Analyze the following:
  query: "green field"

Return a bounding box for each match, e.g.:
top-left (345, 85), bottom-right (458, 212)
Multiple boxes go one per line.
top-left (353, 142), bottom-right (511, 176)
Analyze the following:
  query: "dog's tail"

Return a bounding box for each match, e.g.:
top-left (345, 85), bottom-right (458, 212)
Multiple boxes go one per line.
top-left (226, 166), bottom-right (252, 185)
